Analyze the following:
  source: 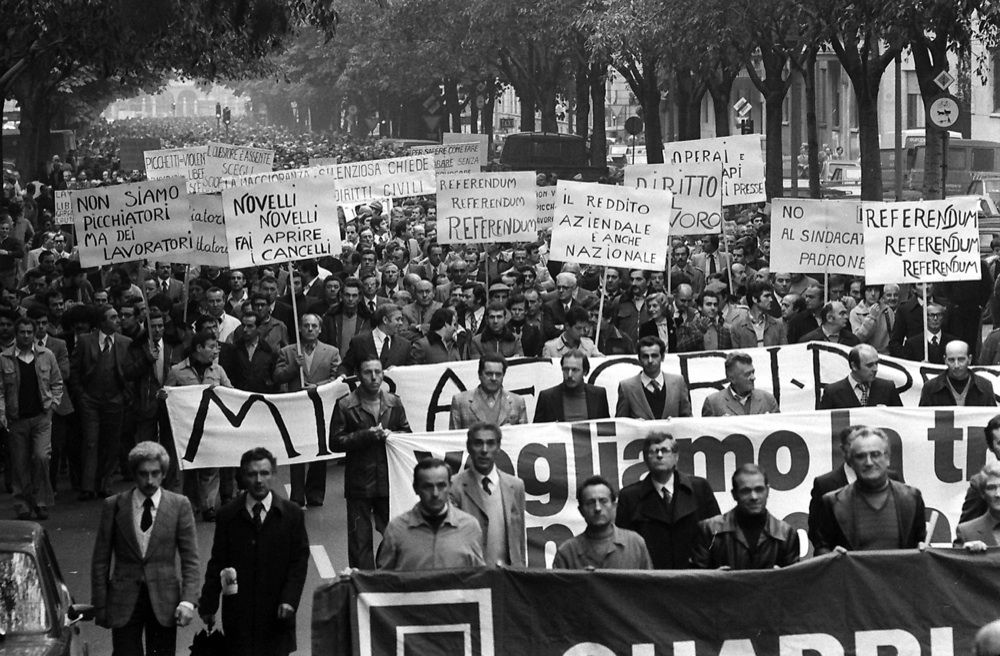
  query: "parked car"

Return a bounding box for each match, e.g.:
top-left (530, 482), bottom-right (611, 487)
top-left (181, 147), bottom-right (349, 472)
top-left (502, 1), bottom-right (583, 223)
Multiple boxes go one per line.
top-left (0, 521), bottom-right (93, 656)
top-left (498, 132), bottom-right (607, 180)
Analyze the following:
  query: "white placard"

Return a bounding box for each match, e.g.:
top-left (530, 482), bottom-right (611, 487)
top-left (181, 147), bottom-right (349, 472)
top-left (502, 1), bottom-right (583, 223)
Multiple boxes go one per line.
top-left (624, 160), bottom-right (724, 235)
top-left (54, 190), bottom-right (73, 225)
top-left (203, 142), bottom-right (275, 193)
top-left (143, 146), bottom-right (208, 194)
top-left (411, 142), bottom-right (484, 175)
top-left (443, 132), bottom-right (489, 165)
top-left (662, 135), bottom-right (765, 206)
top-left (436, 172), bottom-right (537, 243)
top-left (550, 180), bottom-right (671, 270)
top-left (770, 198), bottom-right (864, 275)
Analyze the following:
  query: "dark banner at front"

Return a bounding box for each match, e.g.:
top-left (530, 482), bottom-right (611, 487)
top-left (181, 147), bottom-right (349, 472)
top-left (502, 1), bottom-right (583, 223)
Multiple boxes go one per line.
top-left (312, 550), bottom-right (1000, 656)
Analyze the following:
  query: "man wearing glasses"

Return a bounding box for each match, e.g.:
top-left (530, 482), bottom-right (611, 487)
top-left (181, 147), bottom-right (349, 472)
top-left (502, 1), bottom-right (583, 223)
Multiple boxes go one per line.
top-left (811, 426), bottom-right (926, 554)
top-left (615, 431), bottom-right (719, 569)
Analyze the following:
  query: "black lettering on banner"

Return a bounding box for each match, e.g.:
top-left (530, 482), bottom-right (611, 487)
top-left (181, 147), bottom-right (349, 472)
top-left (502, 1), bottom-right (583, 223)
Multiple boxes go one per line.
top-left (972, 366), bottom-right (1000, 404)
top-left (571, 423), bottom-right (595, 486)
top-left (766, 346), bottom-right (782, 406)
top-left (424, 367), bottom-right (467, 431)
top-left (756, 430), bottom-right (809, 491)
top-left (675, 351), bottom-right (728, 393)
top-left (621, 436), bottom-right (647, 488)
top-left (810, 343), bottom-right (850, 408)
top-left (308, 387), bottom-right (332, 456)
top-left (829, 408), bottom-right (905, 477)
top-left (183, 389), bottom-right (302, 462)
top-left (519, 442), bottom-right (568, 517)
top-left (678, 434), bottom-right (754, 491)
top-left (414, 449), bottom-right (465, 474)
top-left (928, 410), bottom-right (964, 484)
top-left (527, 524), bottom-right (573, 569)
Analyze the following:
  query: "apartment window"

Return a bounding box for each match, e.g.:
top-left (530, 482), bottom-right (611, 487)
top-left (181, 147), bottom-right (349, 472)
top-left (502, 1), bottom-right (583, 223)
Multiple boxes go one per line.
top-left (818, 67), bottom-right (828, 127)
top-left (994, 50), bottom-right (1000, 111)
top-left (830, 64), bottom-right (841, 128)
top-left (906, 93), bottom-right (924, 129)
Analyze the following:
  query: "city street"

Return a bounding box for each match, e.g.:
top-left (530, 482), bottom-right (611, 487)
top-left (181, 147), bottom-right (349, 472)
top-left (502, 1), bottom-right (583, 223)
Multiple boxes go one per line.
top-left (5, 461), bottom-right (352, 656)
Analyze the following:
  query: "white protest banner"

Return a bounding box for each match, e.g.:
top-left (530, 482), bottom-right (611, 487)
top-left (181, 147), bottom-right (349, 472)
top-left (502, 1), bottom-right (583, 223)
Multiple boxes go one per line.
top-left (143, 146), bottom-right (208, 193)
top-left (536, 186), bottom-right (557, 231)
top-left (167, 381), bottom-right (351, 470)
top-left (54, 190), bottom-right (73, 225)
top-left (862, 198), bottom-right (980, 284)
top-left (662, 135), bottom-right (765, 206)
top-left (72, 177), bottom-right (192, 267)
top-left (217, 165), bottom-right (318, 190)
top-left (187, 194), bottom-right (229, 268)
top-left (411, 142), bottom-right (483, 175)
top-left (222, 176), bottom-right (342, 268)
top-left (443, 132), bottom-right (489, 165)
top-left (770, 198), bottom-right (864, 275)
top-left (203, 142), bottom-right (275, 193)
top-left (624, 160), bottom-right (724, 235)
top-left (386, 407), bottom-right (987, 567)
top-left (322, 155), bottom-right (435, 209)
top-left (436, 171), bottom-right (536, 244)
top-left (375, 342), bottom-right (1000, 433)
top-left (550, 180), bottom-right (671, 271)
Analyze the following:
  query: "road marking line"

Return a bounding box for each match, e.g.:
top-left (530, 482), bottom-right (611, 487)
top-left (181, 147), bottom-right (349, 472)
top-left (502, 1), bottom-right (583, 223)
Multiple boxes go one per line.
top-left (310, 545), bottom-right (336, 579)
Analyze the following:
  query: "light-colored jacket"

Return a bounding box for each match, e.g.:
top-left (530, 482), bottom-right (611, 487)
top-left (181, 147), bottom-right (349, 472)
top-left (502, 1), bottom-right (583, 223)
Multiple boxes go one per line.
top-left (0, 344), bottom-right (64, 422)
top-left (449, 468), bottom-right (527, 566)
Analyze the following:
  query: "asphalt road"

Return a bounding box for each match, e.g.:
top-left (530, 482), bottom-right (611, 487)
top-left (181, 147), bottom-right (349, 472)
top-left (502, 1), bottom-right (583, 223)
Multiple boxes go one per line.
top-left (4, 461), bottom-right (353, 656)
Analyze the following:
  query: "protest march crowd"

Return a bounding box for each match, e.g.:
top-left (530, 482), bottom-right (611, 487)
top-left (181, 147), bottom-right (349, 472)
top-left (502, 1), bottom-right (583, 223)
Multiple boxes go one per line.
top-left (4, 116), bottom-right (1000, 654)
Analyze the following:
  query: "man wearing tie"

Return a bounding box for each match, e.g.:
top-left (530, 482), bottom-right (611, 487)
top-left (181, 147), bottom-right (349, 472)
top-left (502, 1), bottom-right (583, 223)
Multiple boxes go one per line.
top-left (448, 422), bottom-right (527, 566)
top-left (274, 313), bottom-right (341, 507)
top-left (91, 441), bottom-right (199, 655)
top-left (819, 344), bottom-right (903, 409)
top-left (153, 261), bottom-right (183, 301)
top-left (616, 336), bottom-right (692, 419)
top-left (900, 302), bottom-right (957, 363)
top-left (339, 303), bottom-right (412, 376)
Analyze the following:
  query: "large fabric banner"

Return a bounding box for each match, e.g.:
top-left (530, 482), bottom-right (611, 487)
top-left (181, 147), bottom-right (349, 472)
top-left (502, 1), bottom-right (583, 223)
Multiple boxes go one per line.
top-left (385, 408), bottom-right (994, 567)
top-left (165, 380), bottom-right (351, 471)
top-left (312, 552), bottom-right (1000, 656)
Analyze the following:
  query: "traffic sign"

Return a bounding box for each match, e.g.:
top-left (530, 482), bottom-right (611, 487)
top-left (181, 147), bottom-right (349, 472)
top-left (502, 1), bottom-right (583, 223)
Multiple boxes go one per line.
top-left (624, 116), bottom-right (643, 135)
top-left (928, 95), bottom-right (960, 129)
top-left (933, 71), bottom-right (955, 91)
top-left (733, 98), bottom-right (752, 118)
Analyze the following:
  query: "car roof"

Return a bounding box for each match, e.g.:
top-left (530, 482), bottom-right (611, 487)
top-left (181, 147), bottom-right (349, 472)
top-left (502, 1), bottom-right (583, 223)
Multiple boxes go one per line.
top-left (0, 520), bottom-right (44, 549)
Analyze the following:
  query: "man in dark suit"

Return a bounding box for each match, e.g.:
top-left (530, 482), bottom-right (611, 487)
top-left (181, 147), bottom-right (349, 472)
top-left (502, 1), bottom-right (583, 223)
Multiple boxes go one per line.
top-left (358, 271), bottom-right (390, 320)
top-left (819, 344), bottom-right (903, 409)
top-left (810, 426), bottom-right (926, 554)
top-left (616, 431), bottom-right (720, 568)
top-left (919, 340), bottom-right (997, 407)
top-left (785, 284), bottom-right (825, 344)
top-left (199, 447), bottom-right (309, 656)
top-left (534, 350), bottom-right (610, 422)
top-left (798, 301), bottom-right (860, 346)
top-left (962, 416), bottom-right (1000, 523)
top-left (331, 357), bottom-right (412, 569)
top-left (320, 277), bottom-right (369, 351)
top-left (616, 336), bottom-right (692, 419)
top-left (899, 302), bottom-right (957, 363)
top-left (70, 305), bottom-right (132, 500)
top-left (91, 441), bottom-right (199, 655)
top-left (542, 272), bottom-right (588, 339)
top-left (448, 422), bottom-right (527, 566)
top-left (955, 461), bottom-right (1000, 550)
top-left (153, 261), bottom-right (184, 301)
top-left (274, 313), bottom-right (341, 507)
top-left (339, 303), bottom-right (412, 376)
top-left (807, 424), bottom-right (904, 548)
top-left (122, 308), bottom-right (184, 490)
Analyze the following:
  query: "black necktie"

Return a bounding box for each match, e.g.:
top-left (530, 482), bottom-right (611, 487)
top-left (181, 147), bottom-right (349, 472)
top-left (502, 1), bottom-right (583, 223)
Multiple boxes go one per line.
top-left (380, 337), bottom-right (390, 358)
top-left (708, 255), bottom-right (717, 275)
top-left (482, 477), bottom-right (492, 495)
top-left (253, 502), bottom-right (264, 530)
top-left (140, 497), bottom-right (153, 532)
top-left (102, 337), bottom-right (111, 353)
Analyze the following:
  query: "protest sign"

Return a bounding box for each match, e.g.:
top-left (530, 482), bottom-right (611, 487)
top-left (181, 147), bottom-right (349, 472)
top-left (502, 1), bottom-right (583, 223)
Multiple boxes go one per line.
top-left (217, 165), bottom-right (318, 190)
top-left (119, 137), bottom-right (161, 171)
top-left (662, 134), bottom-right (765, 206)
top-left (411, 142), bottom-right (483, 175)
top-left (770, 198), bottom-right (864, 275)
top-left (386, 407), bottom-right (983, 567)
top-left (203, 141), bottom-right (275, 193)
top-left (187, 194), bottom-right (229, 268)
top-left (862, 198), bottom-right (980, 284)
top-left (624, 160), bottom-right (724, 235)
top-left (167, 380), bottom-right (351, 471)
top-left (72, 177), bottom-right (192, 267)
top-left (536, 186), bottom-right (557, 231)
top-left (317, 552), bottom-right (1000, 655)
top-left (436, 171), bottom-right (536, 243)
top-left (320, 155), bottom-right (435, 209)
top-left (222, 175), bottom-right (342, 268)
top-left (54, 190), bottom-right (73, 225)
top-left (549, 180), bottom-right (671, 270)
top-left (143, 146), bottom-right (208, 193)
top-left (443, 131), bottom-right (489, 165)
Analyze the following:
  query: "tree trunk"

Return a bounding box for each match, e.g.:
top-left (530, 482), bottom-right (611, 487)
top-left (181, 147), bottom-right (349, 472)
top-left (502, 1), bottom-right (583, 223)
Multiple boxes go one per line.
top-left (709, 84), bottom-right (733, 137)
top-left (517, 81), bottom-right (536, 132)
top-left (469, 88), bottom-right (480, 134)
top-left (674, 69), bottom-right (705, 141)
top-left (911, 37), bottom-right (949, 199)
top-left (855, 82), bottom-right (883, 201)
top-left (641, 54), bottom-right (664, 164)
top-left (443, 79), bottom-right (461, 133)
top-left (538, 84), bottom-right (558, 132)
top-left (803, 52), bottom-right (821, 198)
top-left (13, 83), bottom-right (55, 180)
top-left (589, 61), bottom-right (608, 168)
top-left (482, 81), bottom-right (496, 145)
top-left (763, 85), bottom-right (784, 199)
top-left (575, 61), bottom-right (590, 138)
